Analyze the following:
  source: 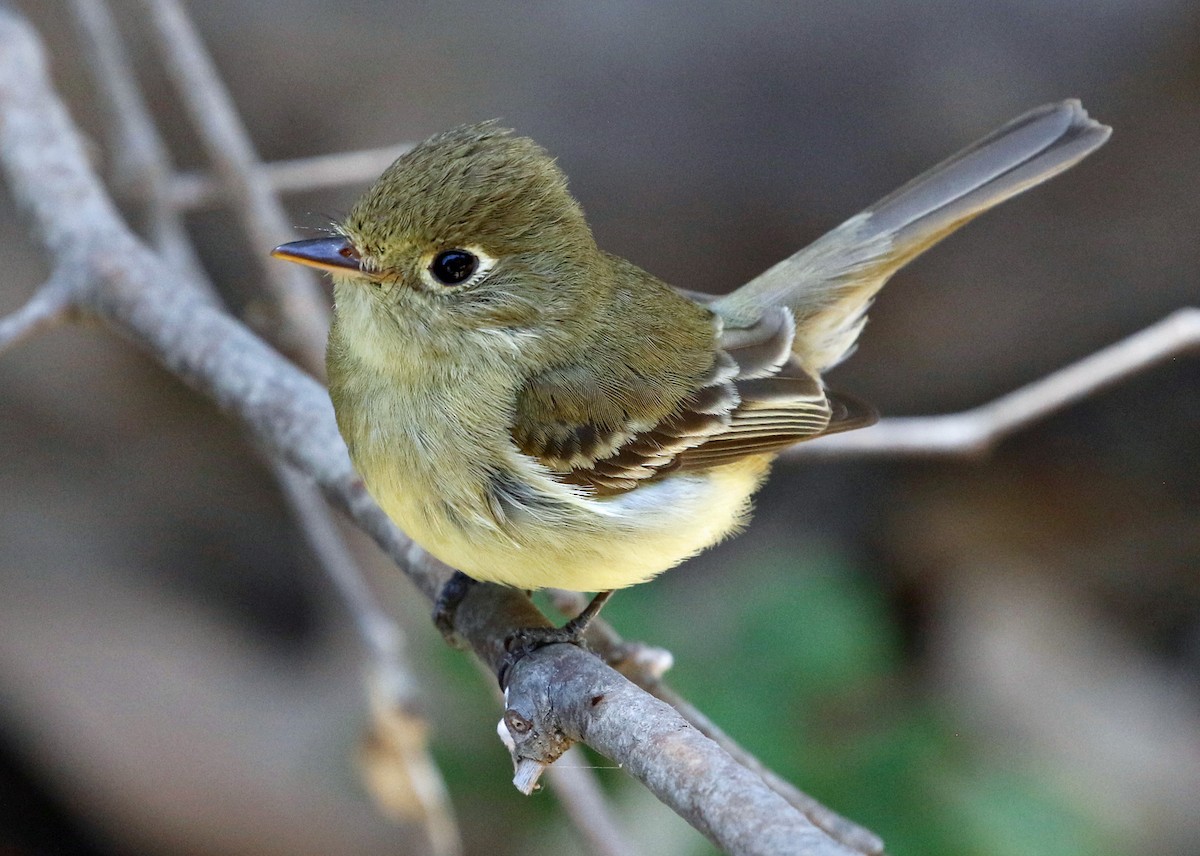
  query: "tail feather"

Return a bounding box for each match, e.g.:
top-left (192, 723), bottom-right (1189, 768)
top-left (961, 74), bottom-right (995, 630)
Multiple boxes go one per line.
top-left (713, 100), bottom-right (1111, 373)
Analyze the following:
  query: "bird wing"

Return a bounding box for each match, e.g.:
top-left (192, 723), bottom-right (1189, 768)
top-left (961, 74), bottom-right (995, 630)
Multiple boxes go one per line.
top-left (512, 306), bottom-right (874, 496)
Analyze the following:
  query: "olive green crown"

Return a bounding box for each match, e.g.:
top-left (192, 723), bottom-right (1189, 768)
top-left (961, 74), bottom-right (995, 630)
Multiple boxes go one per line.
top-left (344, 122), bottom-right (591, 262)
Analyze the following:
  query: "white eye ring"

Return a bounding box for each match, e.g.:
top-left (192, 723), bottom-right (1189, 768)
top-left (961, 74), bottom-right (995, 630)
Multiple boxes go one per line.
top-left (421, 245), bottom-right (497, 290)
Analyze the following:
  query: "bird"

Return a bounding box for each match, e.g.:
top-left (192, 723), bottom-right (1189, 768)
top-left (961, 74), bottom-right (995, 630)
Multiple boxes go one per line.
top-left (273, 101), bottom-right (1109, 663)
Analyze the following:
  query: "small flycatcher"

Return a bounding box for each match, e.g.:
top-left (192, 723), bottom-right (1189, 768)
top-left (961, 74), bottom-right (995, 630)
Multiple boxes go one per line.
top-left (274, 101), bottom-right (1109, 642)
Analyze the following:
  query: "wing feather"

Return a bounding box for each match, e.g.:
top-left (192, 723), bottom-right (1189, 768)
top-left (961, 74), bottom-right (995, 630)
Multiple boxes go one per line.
top-left (513, 304), bottom-right (876, 496)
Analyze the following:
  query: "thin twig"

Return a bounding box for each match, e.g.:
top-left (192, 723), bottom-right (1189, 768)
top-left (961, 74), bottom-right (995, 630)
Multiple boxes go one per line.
top-left (272, 461), bottom-right (407, 676)
top-left (69, 0), bottom-right (207, 285)
top-left (545, 746), bottom-right (638, 856)
top-left (169, 143), bottom-right (415, 210)
top-left (793, 307), bottom-right (1200, 458)
top-left (362, 673), bottom-right (462, 856)
top-left (68, 0), bottom-right (165, 195)
top-left (141, 0), bottom-right (330, 367)
top-left (502, 644), bottom-right (861, 856)
top-left (0, 270), bottom-right (74, 354)
top-left (278, 460), bottom-right (462, 854)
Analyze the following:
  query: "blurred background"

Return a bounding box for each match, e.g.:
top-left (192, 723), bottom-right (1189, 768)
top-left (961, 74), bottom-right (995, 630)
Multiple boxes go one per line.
top-left (1, 1), bottom-right (1197, 854)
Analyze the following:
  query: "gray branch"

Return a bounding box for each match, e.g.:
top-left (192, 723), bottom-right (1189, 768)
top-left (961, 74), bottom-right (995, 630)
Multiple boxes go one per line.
top-left (142, 0), bottom-right (330, 366)
top-left (0, 268), bottom-right (73, 354)
top-left (0, 11), bottom-right (862, 854)
top-left (546, 589), bottom-right (885, 855)
top-left (502, 645), bottom-right (861, 856)
top-left (792, 307), bottom-right (1200, 458)
top-left (68, 0), bottom-right (204, 281)
top-left (169, 144), bottom-right (417, 210)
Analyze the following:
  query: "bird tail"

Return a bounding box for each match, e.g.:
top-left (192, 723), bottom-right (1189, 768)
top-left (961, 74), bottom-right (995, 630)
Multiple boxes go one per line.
top-left (713, 100), bottom-right (1111, 373)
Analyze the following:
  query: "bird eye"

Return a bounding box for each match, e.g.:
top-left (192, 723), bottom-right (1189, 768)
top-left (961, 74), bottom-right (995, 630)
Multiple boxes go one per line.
top-left (429, 249), bottom-right (478, 286)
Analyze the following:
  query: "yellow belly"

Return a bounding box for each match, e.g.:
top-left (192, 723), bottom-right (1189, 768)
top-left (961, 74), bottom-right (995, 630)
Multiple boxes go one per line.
top-left (363, 451), bottom-right (771, 592)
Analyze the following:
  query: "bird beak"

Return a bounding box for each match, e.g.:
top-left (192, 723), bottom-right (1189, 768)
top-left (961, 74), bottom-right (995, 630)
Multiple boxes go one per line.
top-left (271, 236), bottom-right (366, 276)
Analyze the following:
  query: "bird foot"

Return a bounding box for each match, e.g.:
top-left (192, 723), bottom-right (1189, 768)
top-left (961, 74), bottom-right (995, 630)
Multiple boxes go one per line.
top-left (432, 570), bottom-right (476, 646)
top-left (496, 590), bottom-right (613, 688)
top-left (498, 624), bottom-right (588, 689)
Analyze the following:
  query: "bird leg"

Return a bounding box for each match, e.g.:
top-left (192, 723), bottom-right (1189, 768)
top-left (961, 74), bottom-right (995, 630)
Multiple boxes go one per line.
top-left (432, 570), bottom-right (476, 645)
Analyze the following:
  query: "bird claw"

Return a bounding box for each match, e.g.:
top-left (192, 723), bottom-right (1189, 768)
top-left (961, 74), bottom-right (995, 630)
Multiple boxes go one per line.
top-left (497, 623), bottom-right (591, 689)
